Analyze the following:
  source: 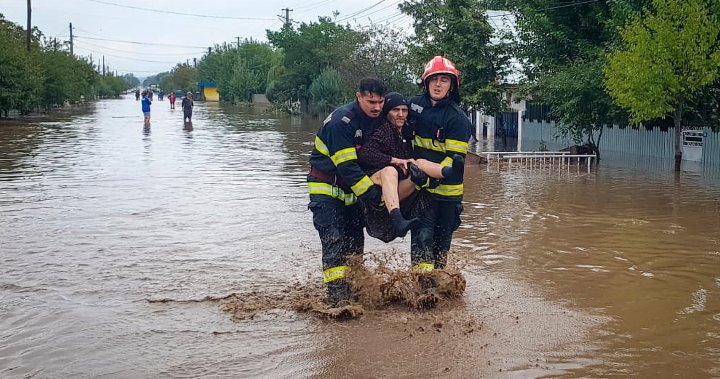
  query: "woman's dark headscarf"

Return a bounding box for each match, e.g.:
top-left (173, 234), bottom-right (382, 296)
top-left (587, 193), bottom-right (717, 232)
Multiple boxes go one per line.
top-left (383, 92), bottom-right (408, 115)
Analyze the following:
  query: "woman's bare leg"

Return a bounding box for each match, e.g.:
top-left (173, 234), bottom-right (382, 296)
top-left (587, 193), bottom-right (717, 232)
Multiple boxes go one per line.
top-left (398, 178), bottom-right (416, 201)
top-left (414, 158), bottom-right (445, 178)
top-left (415, 156), bottom-right (464, 180)
top-left (370, 166), bottom-right (400, 213)
top-left (370, 166), bottom-right (421, 237)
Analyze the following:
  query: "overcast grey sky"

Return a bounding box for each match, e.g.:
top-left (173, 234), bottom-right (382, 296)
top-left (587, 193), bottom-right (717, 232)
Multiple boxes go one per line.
top-left (2, 0), bottom-right (415, 77)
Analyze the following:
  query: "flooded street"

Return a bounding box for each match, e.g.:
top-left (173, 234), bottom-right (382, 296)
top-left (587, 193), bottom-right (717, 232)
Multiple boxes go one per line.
top-left (1, 96), bottom-right (719, 378)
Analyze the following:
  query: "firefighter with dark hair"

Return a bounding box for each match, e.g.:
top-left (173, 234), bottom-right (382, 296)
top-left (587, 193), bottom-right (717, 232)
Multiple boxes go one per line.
top-left (408, 56), bottom-right (472, 302)
top-left (307, 78), bottom-right (387, 308)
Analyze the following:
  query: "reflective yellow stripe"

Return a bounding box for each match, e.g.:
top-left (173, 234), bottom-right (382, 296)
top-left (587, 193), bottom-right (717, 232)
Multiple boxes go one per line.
top-left (331, 147), bottom-right (357, 166)
top-left (428, 183), bottom-right (463, 197)
top-left (414, 135), bottom-right (445, 153)
top-left (351, 175), bottom-right (373, 196)
top-left (315, 136), bottom-right (329, 156)
top-left (308, 182), bottom-right (358, 205)
top-left (413, 263), bottom-right (435, 272)
top-left (441, 156), bottom-right (453, 167)
top-left (445, 138), bottom-right (468, 154)
top-left (323, 265), bottom-right (349, 283)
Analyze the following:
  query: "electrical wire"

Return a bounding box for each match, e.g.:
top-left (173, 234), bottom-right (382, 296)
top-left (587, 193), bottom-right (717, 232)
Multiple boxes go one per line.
top-left (85, 0), bottom-right (276, 20)
top-left (75, 44), bottom-right (189, 64)
top-left (336, 0), bottom-right (386, 22)
top-left (74, 35), bottom-right (209, 49)
top-left (76, 40), bottom-right (206, 56)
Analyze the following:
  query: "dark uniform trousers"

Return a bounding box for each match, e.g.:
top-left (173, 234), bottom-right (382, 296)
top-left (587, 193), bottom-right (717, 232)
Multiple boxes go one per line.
top-left (309, 199), bottom-right (364, 271)
top-left (411, 200), bottom-right (463, 269)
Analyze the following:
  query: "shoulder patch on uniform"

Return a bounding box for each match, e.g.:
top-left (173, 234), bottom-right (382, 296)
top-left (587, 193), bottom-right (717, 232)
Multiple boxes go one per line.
top-left (342, 116), bottom-right (351, 124)
top-left (411, 103), bottom-right (424, 114)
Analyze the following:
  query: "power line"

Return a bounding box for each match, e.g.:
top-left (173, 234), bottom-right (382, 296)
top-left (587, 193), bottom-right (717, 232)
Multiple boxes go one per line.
top-left (85, 0), bottom-right (276, 20)
top-left (336, 0), bottom-right (387, 22)
top-left (74, 35), bottom-right (208, 49)
top-left (294, 0), bottom-right (336, 12)
top-left (75, 45), bottom-right (187, 64)
top-left (360, 1), bottom-right (403, 20)
top-left (488, 0), bottom-right (602, 18)
top-left (76, 39), bottom-right (206, 56)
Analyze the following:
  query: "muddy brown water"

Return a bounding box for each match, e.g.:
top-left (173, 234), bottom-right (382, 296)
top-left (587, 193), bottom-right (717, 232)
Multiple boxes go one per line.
top-left (1, 96), bottom-right (719, 378)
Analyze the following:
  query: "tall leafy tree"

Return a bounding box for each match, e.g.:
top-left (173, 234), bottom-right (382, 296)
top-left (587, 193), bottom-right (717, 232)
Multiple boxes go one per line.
top-left (121, 73), bottom-right (140, 89)
top-left (506, 0), bottom-right (647, 156)
top-left (308, 67), bottom-right (344, 114)
top-left (340, 25), bottom-right (417, 96)
top-left (0, 14), bottom-right (43, 115)
top-left (198, 41), bottom-right (279, 103)
top-left (399, 0), bottom-right (510, 112)
top-left (604, 0), bottom-right (720, 170)
top-left (266, 17), bottom-right (365, 105)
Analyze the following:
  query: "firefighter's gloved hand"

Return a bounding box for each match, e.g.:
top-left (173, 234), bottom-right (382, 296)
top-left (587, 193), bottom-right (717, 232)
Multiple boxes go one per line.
top-left (360, 185), bottom-right (383, 208)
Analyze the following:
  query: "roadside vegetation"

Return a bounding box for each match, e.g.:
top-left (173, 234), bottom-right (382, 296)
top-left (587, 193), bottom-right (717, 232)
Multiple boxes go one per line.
top-left (0, 14), bottom-right (128, 117)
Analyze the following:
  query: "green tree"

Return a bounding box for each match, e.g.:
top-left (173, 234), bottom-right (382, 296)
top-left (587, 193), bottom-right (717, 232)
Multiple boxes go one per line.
top-left (340, 25), bottom-right (417, 96)
top-left (309, 67), bottom-right (344, 114)
top-left (506, 0), bottom-right (648, 156)
top-left (121, 73), bottom-right (140, 89)
top-left (196, 40), bottom-right (279, 102)
top-left (0, 14), bottom-right (44, 115)
top-left (399, 0), bottom-right (510, 112)
top-left (143, 72), bottom-right (171, 88)
top-left (266, 18), bottom-right (365, 106)
top-left (604, 0), bottom-right (720, 170)
top-left (38, 50), bottom-right (96, 108)
top-left (534, 55), bottom-right (627, 158)
top-left (160, 63), bottom-right (197, 93)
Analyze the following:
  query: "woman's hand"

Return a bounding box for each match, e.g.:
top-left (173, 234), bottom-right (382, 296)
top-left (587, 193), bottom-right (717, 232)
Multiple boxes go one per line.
top-left (390, 158), bottom-right (415, 173)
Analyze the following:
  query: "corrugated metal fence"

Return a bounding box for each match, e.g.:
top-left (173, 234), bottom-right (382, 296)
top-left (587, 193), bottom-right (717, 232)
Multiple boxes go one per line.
top-left (704, 129), bottom-right (720, 166)
top-left (522, 120), bottom-right (720, 165)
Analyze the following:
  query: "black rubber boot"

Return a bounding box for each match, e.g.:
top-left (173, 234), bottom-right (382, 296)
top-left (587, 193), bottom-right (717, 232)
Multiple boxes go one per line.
top-left (327, 279), bottom-right (351, 308)
top-left (408, 163), bottom-right (429, 188)
top-left (390, 208), bottom-right (421, 237)
top-left (440, 154), bottom-right (465, 181)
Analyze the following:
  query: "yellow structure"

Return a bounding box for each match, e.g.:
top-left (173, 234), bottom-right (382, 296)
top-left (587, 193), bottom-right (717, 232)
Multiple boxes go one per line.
top-left (203, 86), bottom-right (219, 102)
top-left (197, 82), bottom-right (219, 102)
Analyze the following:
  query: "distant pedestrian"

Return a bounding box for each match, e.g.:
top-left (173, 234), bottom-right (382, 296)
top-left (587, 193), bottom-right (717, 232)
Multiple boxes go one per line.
top-left (141, 90), bottom-right (152, 123)
top-left (135, 89), bottom-right (140, 101)
top-left (182, 92), bottom-right (194, 122)
top-left (158, 90), bottom-right (164, 101)
top-left (168, 92), bottom-right (176, 109)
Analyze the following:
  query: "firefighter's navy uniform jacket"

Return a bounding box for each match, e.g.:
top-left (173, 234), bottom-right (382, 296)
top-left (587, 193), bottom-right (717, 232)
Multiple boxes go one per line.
top-left (307, 101), bottom-right (382, 285)
top-left (408, 93), bottom-right (472, 271)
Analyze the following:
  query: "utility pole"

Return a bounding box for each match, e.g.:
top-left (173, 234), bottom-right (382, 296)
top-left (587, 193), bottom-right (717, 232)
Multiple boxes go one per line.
top-left (69, 22), bottom-right (74, 55)
top-left (236, 36), bottom-right (240, 49)
top-left (208, 47), bottom-right (212, 55)
top-left (102, 55), bottom-right (105, 76)
top-left (281, 8), bottom-right (292, 27)
top-left (193, 57), bottom-right (196, 67)
top-left (26, 0), bottom-right (32, 52)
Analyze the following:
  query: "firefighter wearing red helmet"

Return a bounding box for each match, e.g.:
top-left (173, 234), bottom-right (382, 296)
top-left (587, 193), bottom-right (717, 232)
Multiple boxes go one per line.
top-left (407, 56), bottom-right (472, 298)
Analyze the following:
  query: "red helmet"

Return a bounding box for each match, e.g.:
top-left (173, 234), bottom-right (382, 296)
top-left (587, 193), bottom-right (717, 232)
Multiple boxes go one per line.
top-left (421, 56), bottom-right (460, 89)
